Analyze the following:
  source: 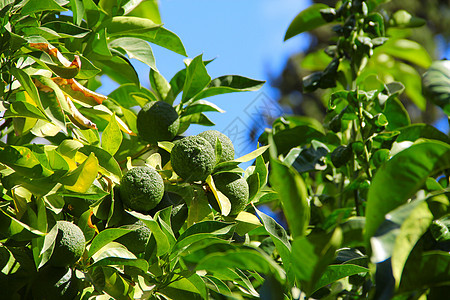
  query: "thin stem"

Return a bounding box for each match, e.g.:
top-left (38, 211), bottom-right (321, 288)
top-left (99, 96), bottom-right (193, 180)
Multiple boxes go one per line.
top-left (118, 144), bottom-right (152, 165)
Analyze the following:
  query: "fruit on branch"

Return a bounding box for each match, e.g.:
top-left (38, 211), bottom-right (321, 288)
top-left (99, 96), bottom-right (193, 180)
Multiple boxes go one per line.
top-left (137, 100), bottom-right (180, 144)
top-left (32, 265), bottom-right (79, 300)
top-left (170, 135), bottom-right (216, 182)
top-left (119, 166), bottom-right (164, 212)
top-left (210, 172), bottom-right (249, 216)
top-left (198, 130), bottom-right (235, 163)
top-left (48, 221), bottom-right (86, 267)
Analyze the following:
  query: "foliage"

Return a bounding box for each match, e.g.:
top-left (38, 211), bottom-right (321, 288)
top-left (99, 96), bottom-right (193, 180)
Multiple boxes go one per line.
top-left (0, 0), bottom-right (449, 299)
top-left (273, 0), bottom-right (448, 126)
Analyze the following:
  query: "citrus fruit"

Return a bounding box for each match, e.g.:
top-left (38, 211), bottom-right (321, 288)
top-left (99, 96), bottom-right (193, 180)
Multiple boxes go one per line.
top-left (137, 100), bottom-right (180, 144)
top-left (119, 166), bottom-right (164, 212)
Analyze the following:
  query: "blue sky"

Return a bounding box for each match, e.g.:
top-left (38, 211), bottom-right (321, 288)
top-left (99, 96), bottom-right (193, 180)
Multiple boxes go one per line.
top-left (127, 0), bottom-right (312, 157)
top-left (100, 1), bottom-right (449, 156)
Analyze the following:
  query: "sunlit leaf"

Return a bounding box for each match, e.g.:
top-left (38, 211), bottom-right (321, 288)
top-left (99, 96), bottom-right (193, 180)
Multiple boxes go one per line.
top-left (182, 54), bottom-right (211, 102)
top-left (102, 113), bottom-right (123, 156)
top-left (285, 4), bottom-right (329, 41)
top-left (365, 141), bottom-right (450, 243)
top-left (269, 158), bottom-right (309, 238)
top-left (60, 152), bottom-right (99, 193)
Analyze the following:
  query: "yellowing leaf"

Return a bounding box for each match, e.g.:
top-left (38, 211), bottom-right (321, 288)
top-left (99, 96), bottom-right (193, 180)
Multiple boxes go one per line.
top-left (60, 153), bottom-right (99, 193)
top-left (206, 175), bottom-right (231, 216)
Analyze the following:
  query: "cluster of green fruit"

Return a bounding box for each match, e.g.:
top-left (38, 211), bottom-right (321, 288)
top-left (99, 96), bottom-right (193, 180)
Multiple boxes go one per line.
top-left (37, 101), bottom-right (251, 298)
top-left (118, 100), bottom-right (250, 218)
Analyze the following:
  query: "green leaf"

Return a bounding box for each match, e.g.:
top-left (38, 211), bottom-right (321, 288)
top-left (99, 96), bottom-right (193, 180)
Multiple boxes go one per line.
top-left (230, 211), bottom-right (262, 236)
top-left (381, 39), bottom-right (432, 69)
top-left (66, 54), bottom-right (101, 79)
top-left (20, 0), bottom-right (67, 15)
top-left (182, 55), bottom-right (211, 102)
top-left (46, 63), bottom-right (79, 79)
top-left (270, 125), bottom-right (325, 155)
top-left (101, 266), bottom-right (133, 299)
top-left (422, 60), bottom-right (450, 115)
top-left (0, 208), bottom-right (45, 240)
top-left (181, 100), bottom-right (224, 117)
top-left (292, 229), bottom-right (342, 296)
top-left (283, 142), bottom-right (329, 174)
top-left (160, 278), bottom-right (203, 300)
top-left (184, 186), bottom-right (212, 227)
top-left (102, 113), bottom-right (122, 156)
top-left (109, 37), bottom-right (156, 70)
top-left (127, 0), bottom-right (161, 23)
top-left (79, 145), bottom-right (122, 181)
top-left (4, 100), bottom-right (48, 120)
top-left (186, 273), bottom-right (208, 299)
top-left (88, 228), bottom-right (132, 258)
top-left (234, 145), bottom-right (270, 163)
top-left (290, 238), bottom-right (316, 285)
top-left (284, 4), bottom-right (329, 41)
top-left (105, 16), bottom-right (160, 38)
top-left (196, 248), bottom-right (285, 282)
top-left (399, 251), bottom-right (450, 292)
top-left (150, 69), bottom-right (171, 101)
top-left (312, 264), bottom-right (369, 294)
top-left (108, 83), bottom-right (156, 108)
top-left (43, 21), bottom-right (91, 39)
top-left (255, 154), bottom-right (268, 188)
top-left (255, 206), bottom-right (293, 283)
top-left (384, 97), bottom-right (410, 131)
top-left (147, 26), bottom-right (187, 56)
top-left (89, 257), bottom-right (149, 272)
top-left (94, 53), bottom-right (140, 86)
top-left (394, 62), bottom-right (426, 111)
top-left (365, 141), bottom-right (450, 243)
top-left (301, 50), bottom-right (333, 71)
top-left (391, 201), bottom-right (433, 287)
top-left (397, 124), bottom-right (449, 144)
top-left (246, 173), bottom-right (260, 202)
top-left (10, 68), bottom-right (44, 112)
top-left (203, 275), bottom-right (232, 296)
top-left (70, 0), bottom-right (85, 26)
top-left (0, 145), bottom-right (53, 178)
top-left (269, 158), bottom-right (309, 238)
top-left (172, 221), bottom-right (235, 255)
top-left (192, 75), bottom-right (265, 100)
top-left (165, 68), bottom-right (187, 103)
top-left (127, 211), bottom-right (170, 256)
top-left (180, 112), bottom-right (215, 127)
top-left (37, 85), bottom-right (67, 133)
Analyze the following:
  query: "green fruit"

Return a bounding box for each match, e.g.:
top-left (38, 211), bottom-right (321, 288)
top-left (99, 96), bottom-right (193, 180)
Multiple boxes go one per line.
top-left (137, 100), bottom-right (180, 144)
top-left (170, 136), bottom-right (216, 182)
top-left (64, 196), bottom-right (96, 217)
top-left (198, 130), bottom-right (235, 162)
top-left (211, 172), bottom-right (249, 216)
top-left (330, 145), bottom-right (352, 168)
top-left (117, 219), bottom-right (151, 254)
top-left (119, 166), bottom-right (164, 212)
top-left (32, 265), bottom-right (79, 300)
top-left (48, 221), bottom-right (85, 267)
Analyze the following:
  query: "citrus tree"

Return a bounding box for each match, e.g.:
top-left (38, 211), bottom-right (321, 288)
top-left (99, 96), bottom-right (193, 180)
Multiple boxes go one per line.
top-left (1, 0), bottom-right (450, 299)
